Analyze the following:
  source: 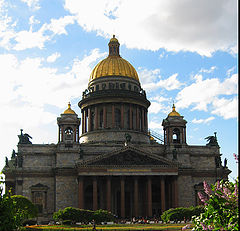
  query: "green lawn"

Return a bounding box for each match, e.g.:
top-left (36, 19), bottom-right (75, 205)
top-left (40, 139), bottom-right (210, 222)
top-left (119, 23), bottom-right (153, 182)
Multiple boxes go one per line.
top-left (23, 223), bottom-right (190, 231)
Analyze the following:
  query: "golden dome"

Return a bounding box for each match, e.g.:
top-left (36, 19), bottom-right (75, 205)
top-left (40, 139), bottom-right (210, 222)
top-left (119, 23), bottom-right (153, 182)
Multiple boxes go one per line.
top-left (63, 102), bottom-right (76, 114)
top-left (89, 35), bottom-right (139, 82)
top-left (168, 104), bottom-right (181, 117)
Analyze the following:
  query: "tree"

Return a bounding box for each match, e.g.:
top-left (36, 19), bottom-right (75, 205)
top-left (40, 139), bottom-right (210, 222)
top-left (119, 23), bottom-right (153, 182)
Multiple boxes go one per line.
top-left (192, 178), bottom-right (239, 230)
top-left (0, 185), bottom-right (16, 231)
top-left (0, 177), bottom-right (38, 231)
top-left (12, 195), bottom-right (38, 226)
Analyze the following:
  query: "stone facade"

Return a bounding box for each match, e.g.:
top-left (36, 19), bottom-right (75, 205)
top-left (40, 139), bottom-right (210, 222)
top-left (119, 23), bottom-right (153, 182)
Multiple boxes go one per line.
top-left (3, 36), bottom-right (231, 220)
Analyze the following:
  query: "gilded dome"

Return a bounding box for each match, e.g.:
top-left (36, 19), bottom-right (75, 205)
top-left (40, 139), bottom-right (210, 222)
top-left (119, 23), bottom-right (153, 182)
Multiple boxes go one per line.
top-left (63, 102), bottom-right (76, 114)
top-left (168, 104), bottom-right (181, 117)
top-left (89, 35), bottom-right (139, 82)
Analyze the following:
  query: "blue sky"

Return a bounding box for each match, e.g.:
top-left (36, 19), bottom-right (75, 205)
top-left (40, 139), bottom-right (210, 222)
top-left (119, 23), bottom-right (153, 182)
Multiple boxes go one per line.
top-left (0, 0), bottom-right (238, 180)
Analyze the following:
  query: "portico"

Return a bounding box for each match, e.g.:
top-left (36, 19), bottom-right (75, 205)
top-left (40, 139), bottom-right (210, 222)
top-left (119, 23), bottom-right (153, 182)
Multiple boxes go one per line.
top-left (76, 146), bottom-right (179, 218)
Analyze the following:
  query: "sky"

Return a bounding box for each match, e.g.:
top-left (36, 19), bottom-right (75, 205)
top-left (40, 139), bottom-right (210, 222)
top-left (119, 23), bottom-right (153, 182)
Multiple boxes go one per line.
top-left (0, 0), bottom-right (238, 181)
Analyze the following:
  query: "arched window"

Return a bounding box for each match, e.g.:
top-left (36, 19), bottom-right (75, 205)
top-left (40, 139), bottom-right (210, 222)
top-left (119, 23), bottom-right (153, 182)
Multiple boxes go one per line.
top-left (173, 128), bottom-right (180, 143)
top-left (115, 108), bottom-right (121, 128)
top-left (65, 127), bottom-right (73, 134)
top-left (65, 127), bottom-right (73, 140)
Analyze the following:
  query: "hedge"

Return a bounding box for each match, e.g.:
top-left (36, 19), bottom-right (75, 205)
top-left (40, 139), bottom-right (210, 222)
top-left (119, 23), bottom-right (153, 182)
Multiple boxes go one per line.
top-left (53, 207), bottom-right (115, 224)
top-left (161, 206), bottom-right (204, 222)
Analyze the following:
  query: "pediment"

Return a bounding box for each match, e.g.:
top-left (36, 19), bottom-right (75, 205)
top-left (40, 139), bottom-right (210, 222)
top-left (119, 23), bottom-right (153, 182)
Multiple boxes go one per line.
top-left (78, 146), bottom-right (176, 167)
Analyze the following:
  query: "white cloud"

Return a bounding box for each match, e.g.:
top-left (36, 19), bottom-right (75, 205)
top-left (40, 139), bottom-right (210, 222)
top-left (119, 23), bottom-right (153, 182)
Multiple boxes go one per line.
top-left (149, 121), bottom-right (164, 130)
top-left (139, 68), bottom-right (182, 92)
top-left (0, 0), bottom-right (16, 49)
top-left (226, 66), bottom-right (236, 77)
top-left (211, 97), bottom-right (238, 119)
top-left (13, 26), bottom-right (50, 50)
top-left (199, 66), bottom-right (217, 73)
top-left (176, 73), bottom-right (238, 118)
top-left (65, 0), bottom-right (237, 56)
top-left (0, 49), bottom-right (106, 166)
top-left (46, 15), bottom-right (75, 35)
top-left (192, 116), bottom-right (215, 124)
top-left (21, 0), bottom-right (40, 11)
top-left (0, 48), bottom-right (105, 115)
top-left (29, 15), bottom-right (40, 26)
top-left (47, 52), bottom-right (61, 63)
top-left (0, 7), bottom-right (75, 50)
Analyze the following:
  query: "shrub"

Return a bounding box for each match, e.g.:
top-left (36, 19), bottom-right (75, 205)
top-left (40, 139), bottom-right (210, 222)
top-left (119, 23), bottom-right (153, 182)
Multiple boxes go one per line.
top-left (0, 186), bottom-right (16, 231)
top-left (12, 195), bottom-right (38, 221)
top-left (62, 220), bottom-right (72, 225)
top-left (161, 206), bottom-right (204, 222)
top-left (192, 179), bottom-right (239, 230)
top-left (93, 209), bottom-right (115, 224)
top-left (0, 184), bottom-right (38, 231)
top-left (53, 207), bottom-right (115, 225)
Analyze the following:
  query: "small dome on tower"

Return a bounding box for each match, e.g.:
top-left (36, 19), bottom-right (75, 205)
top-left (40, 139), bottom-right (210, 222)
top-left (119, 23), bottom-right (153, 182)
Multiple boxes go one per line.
top-left (109, 34), bottom-right (119, 43)
top-left (168, 104), bottom-right (181, 117)
top-left (63, 102), bottom-right (76, 115)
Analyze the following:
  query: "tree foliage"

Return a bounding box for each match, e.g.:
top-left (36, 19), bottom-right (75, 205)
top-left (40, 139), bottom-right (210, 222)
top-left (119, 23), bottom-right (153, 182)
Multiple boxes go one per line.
top-left (12, 195), bottom-right (38, 223)
top-left (0, 182), bottom-right (38, 231)
top-left (192, 179), bottom-right (239, 230)
top-left (0, 186), bottom-right (16, 231)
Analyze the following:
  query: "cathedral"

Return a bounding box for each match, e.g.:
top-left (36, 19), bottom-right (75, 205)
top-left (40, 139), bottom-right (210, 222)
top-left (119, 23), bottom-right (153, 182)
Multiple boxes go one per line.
top-left (3, 36), bottom-right (230, 221)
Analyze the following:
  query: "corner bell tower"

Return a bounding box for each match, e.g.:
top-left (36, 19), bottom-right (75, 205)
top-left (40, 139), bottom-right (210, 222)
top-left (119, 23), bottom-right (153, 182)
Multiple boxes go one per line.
top-left (57, 103), bottom-right (81, 147)
top-left (162, 104), bottom-right (187, 146)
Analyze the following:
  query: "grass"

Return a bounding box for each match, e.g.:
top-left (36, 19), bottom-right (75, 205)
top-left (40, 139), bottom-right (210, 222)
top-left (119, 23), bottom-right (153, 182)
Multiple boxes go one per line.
top-left (23, 223), bottom-right (191, 231)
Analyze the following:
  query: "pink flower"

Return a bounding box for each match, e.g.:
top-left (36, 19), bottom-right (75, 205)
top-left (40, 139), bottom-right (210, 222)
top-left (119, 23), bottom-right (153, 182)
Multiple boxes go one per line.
top-left (203, 181), bottom-right (212, 196)
top-left (200, 222), bottom-right (208, 230)
top-left (233, 153), bottom-right (238, 163)
top-left (216, 181), bottom-right (221, 190)
top-left (198, 192), bottom-right (207, 203)
top-left (208, 225), bottom-right (213, 230)
top-left (234, 183), bottom-right (238, 197)
top-left (223, 187), bottom-right (231, 196)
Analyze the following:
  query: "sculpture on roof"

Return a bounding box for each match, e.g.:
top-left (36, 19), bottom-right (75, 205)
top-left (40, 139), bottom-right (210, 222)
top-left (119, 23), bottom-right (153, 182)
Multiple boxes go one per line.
top-left (5, 157), bottom-right (9, 167)
top-left (224, 158), bottom-right (227, 168)
top-left (11, 149), bottom-right (16, 159)
top-left (18, 129), bottom-right (32, 144)
top-left (205, 132), bottom-right (218, 146)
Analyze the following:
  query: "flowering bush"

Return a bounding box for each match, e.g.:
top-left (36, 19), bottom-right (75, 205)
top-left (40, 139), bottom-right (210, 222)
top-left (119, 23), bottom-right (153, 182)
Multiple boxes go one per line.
top-left (192, 178), bottom-right (238, 230)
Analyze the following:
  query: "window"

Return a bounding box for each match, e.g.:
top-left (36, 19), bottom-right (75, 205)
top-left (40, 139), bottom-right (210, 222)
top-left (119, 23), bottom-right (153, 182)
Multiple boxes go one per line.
top-left (30, 183), bottom-right (48, 214)
top-left (173, 128), bottom-right (180, 143)
top-left (100, 110), bottom-right (103, 128)
top-left (33, 192), bottom-right (44, 213)
top-left (115, 108), bottom-right (121, 128)
top-left (65, 127), bottom-right (73, 140)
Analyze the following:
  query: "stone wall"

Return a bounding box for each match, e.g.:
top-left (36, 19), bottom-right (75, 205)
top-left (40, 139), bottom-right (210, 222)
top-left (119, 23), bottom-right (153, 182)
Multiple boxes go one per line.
top-left (55, 176), bottom-right (78, 211)
top-left (177, 175), bottom-right (194, 207)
